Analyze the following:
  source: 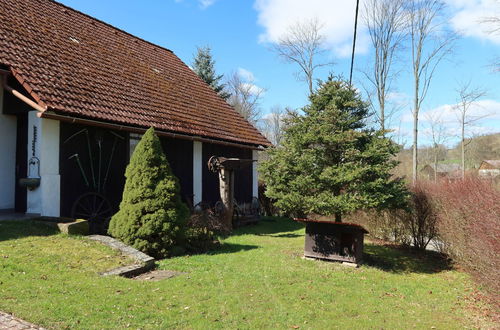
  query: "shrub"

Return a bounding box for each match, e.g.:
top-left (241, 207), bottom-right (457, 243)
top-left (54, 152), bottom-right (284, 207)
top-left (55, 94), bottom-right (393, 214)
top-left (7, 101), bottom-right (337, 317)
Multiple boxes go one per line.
top-left (430, 177), bottom-right (499, 297)
top-left (346, 210), bottom-right (411, 245)
top-left (184, 207), bottom-right (224, 254)
top-left (399, 181), bottom-right (439, 250)
top-left (349, 177), bottom-right (499, 299)
top-left (108, 127), bottom-right (189, 259)
top-left (258, 181), bottom-right (279, 216)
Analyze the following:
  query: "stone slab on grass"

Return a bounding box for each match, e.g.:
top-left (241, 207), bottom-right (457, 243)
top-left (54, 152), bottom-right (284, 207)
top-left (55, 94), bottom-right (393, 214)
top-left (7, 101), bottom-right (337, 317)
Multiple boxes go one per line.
top-left (0, 311), bottom-right (45, 329)
top-left (133, 270), bottom-right (186, 281)
top-left (87, 235), bottom-right (155, 278)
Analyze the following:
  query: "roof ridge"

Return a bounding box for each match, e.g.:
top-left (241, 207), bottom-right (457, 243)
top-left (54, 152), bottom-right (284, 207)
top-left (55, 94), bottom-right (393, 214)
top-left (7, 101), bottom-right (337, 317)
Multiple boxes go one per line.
top-left (48, 0), bottom-right (174, 54)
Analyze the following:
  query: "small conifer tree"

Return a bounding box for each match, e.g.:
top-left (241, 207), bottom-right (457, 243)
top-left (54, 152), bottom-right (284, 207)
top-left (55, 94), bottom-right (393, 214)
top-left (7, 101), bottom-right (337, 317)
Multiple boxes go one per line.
top-left (192, 45), bottom-right (230, 100)
top-left (260, 78), bottom-right (407, 221)
top-left (108, 127), bottom-right (189, 258)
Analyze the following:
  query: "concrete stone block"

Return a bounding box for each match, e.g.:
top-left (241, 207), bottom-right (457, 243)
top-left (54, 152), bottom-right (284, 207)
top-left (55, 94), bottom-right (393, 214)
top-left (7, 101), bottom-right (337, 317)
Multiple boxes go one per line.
top-left (57, 219), bottom-right (89, 235)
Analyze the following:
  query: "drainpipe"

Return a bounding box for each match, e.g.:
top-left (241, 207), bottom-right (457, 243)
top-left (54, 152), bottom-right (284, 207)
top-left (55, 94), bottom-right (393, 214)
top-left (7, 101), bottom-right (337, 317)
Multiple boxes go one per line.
top-left (0, 71), bottom-right (46, 112)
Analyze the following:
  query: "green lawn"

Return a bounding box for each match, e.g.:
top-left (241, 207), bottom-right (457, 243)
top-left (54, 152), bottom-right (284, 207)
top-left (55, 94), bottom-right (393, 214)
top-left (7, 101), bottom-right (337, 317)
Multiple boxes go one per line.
top-left (0, 218), bottom-right (485, 329)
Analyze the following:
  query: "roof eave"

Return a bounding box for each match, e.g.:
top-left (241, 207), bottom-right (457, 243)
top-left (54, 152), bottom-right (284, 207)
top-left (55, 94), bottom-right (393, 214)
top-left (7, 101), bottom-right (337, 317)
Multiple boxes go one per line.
top-left (39, 111), bottom-right (268, 150)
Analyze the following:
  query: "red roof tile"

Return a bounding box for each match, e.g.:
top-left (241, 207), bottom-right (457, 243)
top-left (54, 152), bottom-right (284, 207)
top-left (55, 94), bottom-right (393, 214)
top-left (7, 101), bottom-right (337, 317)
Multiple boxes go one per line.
top-left (0, 0), bottom-right (270, 147)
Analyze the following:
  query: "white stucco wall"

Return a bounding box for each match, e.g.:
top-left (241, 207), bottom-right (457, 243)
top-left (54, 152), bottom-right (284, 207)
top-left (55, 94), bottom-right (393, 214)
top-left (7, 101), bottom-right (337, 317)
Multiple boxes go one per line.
top-left (26, 111), bottom-right (60, 216)
top-left (193, 141), bottom-right (203, 206)
top-left (479, 169), bottom-right (500, 177)
top-left (0, 85), bottom-right (17, 210)
top-left (252, 149), bottom-right (258, 198)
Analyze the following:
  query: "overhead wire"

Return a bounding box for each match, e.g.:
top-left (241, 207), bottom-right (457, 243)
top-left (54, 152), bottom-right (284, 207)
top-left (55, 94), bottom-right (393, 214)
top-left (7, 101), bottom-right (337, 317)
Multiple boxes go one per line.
top-left (349, 0), bottom-right (360, 86)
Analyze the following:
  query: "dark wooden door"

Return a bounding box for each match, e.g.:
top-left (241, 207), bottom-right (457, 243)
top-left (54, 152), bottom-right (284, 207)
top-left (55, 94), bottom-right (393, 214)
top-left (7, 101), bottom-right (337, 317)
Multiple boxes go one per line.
top-left (14, 113), bottom-right (27, 212)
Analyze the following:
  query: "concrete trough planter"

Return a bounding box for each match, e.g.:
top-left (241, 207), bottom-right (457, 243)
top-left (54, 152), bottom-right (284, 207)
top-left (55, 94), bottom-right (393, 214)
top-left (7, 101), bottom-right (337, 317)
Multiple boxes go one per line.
top-left (33, 217), bottom-right (89, 235)
top-left (295, 218), bottom-right (368, 266)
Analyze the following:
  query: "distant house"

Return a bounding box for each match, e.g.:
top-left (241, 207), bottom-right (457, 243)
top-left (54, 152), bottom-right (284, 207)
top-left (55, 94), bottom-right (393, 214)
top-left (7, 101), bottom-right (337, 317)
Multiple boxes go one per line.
top-left (420, 164), bottom-right (462, 180)
top-left (478, 160), bottom-right (500, 178)
top-left (0, 0), bottom-right (270, 229)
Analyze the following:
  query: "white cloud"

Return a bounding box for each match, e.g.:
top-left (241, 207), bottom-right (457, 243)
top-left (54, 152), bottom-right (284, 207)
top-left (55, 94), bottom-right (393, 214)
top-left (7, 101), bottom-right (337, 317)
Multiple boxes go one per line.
top-left (429, 99), bottom-right (500, 121)
top-left (254, 0), bottom-right (499, 58)
top-left (386, 92), bottom-right (411, 109)
top-left (241, 82), bottom-right (265, 96)
top-left (174, 0), bottom-right (217, 9)
top-left (199, 0), bottom-right (216, 9)
top-left (237, 68), bottom-right (256, 82)
top-left (234, 69), bottom-right (264, 95)
top-left (253, 0), bottom-right (369, 57)
top-left (400, 99), bottom-right (500, 142)
top-left (445, 0), bottom-right (500, 44)
top-left (387, 92), bottom-right (409, 102)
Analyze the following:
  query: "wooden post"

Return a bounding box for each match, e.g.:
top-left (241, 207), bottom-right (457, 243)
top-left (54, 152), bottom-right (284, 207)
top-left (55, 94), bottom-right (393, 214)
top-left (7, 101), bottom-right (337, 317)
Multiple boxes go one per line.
top-left (219, 168), bottom-right (234, 231)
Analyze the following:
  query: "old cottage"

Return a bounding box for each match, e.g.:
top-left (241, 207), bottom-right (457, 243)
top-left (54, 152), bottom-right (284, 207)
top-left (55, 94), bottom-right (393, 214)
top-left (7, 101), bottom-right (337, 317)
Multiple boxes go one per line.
top-left (478, 160), bottom-right (500, 179)
top-left (420, 163), bottom-right (462, 181)
top-left (0, 0), bottom-right (270, 223)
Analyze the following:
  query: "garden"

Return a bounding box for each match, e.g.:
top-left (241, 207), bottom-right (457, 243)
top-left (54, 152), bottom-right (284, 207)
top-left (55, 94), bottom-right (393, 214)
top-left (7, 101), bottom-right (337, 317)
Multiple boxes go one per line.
top-left (1, 78), bottom-right (497, 329)
top-left (0, 218), bottom-right (494, 329)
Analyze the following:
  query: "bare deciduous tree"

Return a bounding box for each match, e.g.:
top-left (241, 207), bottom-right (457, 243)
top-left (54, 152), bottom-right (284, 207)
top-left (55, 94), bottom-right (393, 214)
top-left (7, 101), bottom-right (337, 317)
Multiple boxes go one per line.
top-left (261, 105), bottom-right (285, 146)
top-left (271, 18), bottom-right (333, 96)
top-left (480, 11), bottom-right (500, 72)
top-left (424, 111), bottom-right (448, 181)
top-left (362, 0), bottom-right (407, 131)
top-left (407, 0), bottom-right (456, 182)
top-left (225, 71), bottom-right (265, 125)
top-left (453, 81), bottom-right (487, 178)
top-left (480, 14), bottom-right (500, 35)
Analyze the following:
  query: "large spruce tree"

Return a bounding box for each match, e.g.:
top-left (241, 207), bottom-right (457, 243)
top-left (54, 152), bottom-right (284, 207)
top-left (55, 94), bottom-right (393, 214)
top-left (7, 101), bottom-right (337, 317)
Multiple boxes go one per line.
top-left (108, 127), bottom-right (189, 258)
top-left (260, 78), bottom-right (407, 221)
top-left (192, 46), bottom-right (230, 100)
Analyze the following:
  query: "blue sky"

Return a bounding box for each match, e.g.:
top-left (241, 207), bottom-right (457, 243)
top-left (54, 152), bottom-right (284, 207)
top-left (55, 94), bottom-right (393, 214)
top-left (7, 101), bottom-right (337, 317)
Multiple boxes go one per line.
top-left (58, 0), bottom-right (499, 147)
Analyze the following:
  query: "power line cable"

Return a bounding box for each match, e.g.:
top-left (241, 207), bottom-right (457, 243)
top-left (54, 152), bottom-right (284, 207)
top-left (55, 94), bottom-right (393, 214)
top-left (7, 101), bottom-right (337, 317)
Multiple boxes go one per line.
top-left (349, 0), bottom-right (360, 86)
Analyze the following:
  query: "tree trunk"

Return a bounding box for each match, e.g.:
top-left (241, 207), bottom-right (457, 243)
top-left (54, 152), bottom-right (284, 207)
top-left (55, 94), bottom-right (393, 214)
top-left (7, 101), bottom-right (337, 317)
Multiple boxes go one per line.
top-left (219, 168), bottom-right (234, 231)
top-left (307, 73), bottom-right (313, 97)
top-left (434, 146), bottom-right (438, 182)
top-left (461, 111), bottom-right (465, 179)
top-left (412, 78), bottom-right (419, 183)
top-left (335, 212), bottom-right (342, 223)
top-left (380, 102), bottom-right (385, 132)
top-left (412, 109), bottom-right (418, 183)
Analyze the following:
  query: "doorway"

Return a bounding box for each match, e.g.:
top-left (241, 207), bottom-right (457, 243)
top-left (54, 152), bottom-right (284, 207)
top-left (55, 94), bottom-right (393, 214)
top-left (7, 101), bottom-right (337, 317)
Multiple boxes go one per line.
top-left (15, 113), bottom-right (27, 212)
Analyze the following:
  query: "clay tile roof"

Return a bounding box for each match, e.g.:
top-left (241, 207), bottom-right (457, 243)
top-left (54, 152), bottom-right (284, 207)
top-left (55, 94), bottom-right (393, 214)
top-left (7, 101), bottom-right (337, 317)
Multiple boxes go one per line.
top-left (0, 0), bottom-right (270, 147)
top-left (483, 160), bottom-right (500, 168)
top-left (426, 163), bottom-right (461, 173)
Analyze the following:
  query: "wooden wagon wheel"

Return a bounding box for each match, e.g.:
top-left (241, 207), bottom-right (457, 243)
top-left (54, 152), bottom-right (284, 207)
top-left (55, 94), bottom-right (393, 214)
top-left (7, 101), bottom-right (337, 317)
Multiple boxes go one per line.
top-left (214, 200), bottom-right (240, 226)
top-left (214, 201), bottom-right (225, 218)
top-left (71, 192), bottom-right (113, 234)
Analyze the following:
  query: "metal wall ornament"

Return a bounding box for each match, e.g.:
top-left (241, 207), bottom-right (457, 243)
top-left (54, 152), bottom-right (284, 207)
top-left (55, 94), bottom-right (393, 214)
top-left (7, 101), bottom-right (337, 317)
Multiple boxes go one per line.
top-left (19, 156), bottom-right (41, 190)
top-left (18, 125), bottom-right (41, 190)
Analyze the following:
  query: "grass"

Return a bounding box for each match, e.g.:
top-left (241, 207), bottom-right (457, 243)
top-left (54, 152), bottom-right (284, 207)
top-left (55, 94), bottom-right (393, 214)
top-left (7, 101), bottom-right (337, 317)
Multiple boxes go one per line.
top-left (0, 218), bottom-right (487, 329)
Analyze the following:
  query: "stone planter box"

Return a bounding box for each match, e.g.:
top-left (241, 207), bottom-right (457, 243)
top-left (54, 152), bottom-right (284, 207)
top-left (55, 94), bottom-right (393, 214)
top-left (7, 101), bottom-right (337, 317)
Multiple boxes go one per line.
top-left (33, 217), bottom-right (89, 235)
top-left (295, 218), bottom-right (368, 265)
